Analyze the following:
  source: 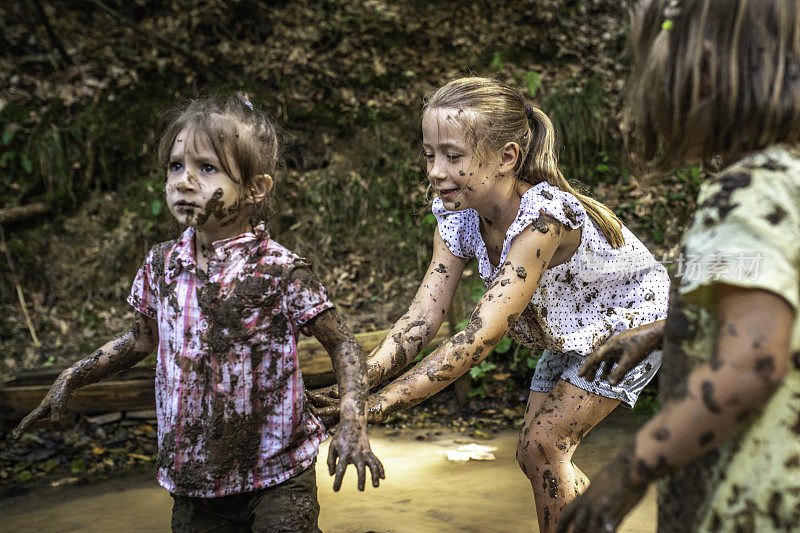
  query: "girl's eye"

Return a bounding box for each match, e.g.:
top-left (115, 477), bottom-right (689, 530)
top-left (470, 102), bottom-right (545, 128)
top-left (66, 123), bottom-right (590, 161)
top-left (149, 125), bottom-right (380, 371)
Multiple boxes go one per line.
top-left (168, 161), bottom-right (183, 172)
top-left (424, 153), bottom-right (435, 162)
top-left (446, 154), bottom-right (462, 163)
top-left (201, 163), bottom-right (217, 174)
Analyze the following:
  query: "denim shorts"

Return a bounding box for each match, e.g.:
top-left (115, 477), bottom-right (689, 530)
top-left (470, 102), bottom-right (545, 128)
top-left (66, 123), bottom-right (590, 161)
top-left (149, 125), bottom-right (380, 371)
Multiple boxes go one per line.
top-left (530, 349), bottom-right (662, 408)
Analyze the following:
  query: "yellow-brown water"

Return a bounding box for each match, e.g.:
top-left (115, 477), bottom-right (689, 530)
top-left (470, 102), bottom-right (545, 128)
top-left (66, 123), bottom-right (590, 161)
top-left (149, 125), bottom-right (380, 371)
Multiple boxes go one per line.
top-left (0, 410), bottom-right (655, 532)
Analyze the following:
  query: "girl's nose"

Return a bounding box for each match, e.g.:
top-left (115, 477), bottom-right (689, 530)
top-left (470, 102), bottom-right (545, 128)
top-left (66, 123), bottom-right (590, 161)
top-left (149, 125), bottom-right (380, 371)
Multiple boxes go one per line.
top-left (170, 170), bottom-right (198, 191)
top-left (428, 159), bottom-right (446, 182)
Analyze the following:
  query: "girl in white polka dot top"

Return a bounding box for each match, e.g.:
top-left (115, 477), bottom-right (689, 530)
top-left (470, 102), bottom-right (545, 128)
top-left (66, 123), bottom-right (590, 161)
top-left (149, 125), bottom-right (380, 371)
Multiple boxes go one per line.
top-left (314, 77), bottom-right (669, 532)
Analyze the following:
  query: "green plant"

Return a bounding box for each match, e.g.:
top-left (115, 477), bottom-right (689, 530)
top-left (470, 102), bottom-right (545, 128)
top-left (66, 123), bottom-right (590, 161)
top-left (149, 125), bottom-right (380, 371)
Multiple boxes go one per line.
top-left (524, 71), bottom-right (542, 98)
top-left (633, 388), bottom-right (659, 418)
top-left (544, 80), bottom-right (613, 184)
top-left (489, 51), bottom-right (504, 72)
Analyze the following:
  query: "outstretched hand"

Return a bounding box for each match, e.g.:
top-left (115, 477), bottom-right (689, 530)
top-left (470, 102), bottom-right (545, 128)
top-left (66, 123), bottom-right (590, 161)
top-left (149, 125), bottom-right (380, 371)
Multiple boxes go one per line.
top-left (12, 370), bottom-right (76, 439)
top-left (578, 321), bottom-right (664, 386)
top-left (326, 418), bottom-right (385, 491)
top-left (556, 457), bottom-right (647, 533)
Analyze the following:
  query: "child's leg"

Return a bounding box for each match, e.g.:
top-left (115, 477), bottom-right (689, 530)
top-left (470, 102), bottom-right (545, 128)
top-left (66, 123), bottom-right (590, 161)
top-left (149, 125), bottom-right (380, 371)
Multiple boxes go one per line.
top-left (249, 462), bottom-right (321, 533)
top-left (516, 381), bottom-right (619, 533)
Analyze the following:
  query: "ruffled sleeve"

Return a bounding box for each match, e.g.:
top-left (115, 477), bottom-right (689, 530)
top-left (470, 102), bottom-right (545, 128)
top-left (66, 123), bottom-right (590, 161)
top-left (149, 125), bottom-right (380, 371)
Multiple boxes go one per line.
top-left (513, 182), bottom-right (586, 235)
top-left (432, 198), bottom-right (478, 259)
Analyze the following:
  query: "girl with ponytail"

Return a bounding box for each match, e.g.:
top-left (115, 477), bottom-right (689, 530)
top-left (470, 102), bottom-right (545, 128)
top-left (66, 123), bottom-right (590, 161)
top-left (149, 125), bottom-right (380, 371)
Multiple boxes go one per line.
top-left (313, 77), bottom-right (669, 531)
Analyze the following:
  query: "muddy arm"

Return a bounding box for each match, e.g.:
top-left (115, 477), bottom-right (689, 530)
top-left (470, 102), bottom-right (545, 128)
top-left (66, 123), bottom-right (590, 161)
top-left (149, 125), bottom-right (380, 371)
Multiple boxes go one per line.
top-left (13, 312), bottom-right (158, 438)
top-left (369, 221), bottom-right (561, 421)
top-left (365, 230), bottom-right (466, 387)
top-left (558, 286), bottom-right (795, 533)
top-left (579, 319), bottom-right (666, 385)
top-left (305, 305), bottom-right (385, 491)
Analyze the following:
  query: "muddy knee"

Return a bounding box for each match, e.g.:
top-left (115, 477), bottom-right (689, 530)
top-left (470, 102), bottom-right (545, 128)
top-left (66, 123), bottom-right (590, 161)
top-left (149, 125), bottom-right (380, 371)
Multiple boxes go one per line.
top-left (517, 426), bottom-right (578, 478)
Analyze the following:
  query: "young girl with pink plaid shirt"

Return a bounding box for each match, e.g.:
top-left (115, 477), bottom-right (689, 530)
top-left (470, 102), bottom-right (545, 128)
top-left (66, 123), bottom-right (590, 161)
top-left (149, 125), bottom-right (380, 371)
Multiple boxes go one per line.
top-left (13, 93), bottom-right (383, 532)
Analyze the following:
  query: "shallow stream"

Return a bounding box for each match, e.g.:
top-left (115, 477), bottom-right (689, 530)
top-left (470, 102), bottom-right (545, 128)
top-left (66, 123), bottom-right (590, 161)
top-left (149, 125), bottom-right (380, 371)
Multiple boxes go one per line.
top-left (0, 410), bottom-right (655, 532)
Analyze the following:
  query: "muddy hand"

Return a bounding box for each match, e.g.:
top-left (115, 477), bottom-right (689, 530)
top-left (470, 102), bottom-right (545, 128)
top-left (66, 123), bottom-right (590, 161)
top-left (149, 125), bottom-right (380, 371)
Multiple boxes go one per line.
top-left (12, 373), bottom-right (75, 439)
top-left (312, 405), bottom-right (341, 428)
top-left (579, 324), bottom-right (660, 386)
top-left (366, 395), bottom-right (387, 424)
top-left (556, 460), bottom-right (647, 533)
top-left (307, 384), bottom-right (340, 407)
top-left (327, 422), bottom-right (385, 491)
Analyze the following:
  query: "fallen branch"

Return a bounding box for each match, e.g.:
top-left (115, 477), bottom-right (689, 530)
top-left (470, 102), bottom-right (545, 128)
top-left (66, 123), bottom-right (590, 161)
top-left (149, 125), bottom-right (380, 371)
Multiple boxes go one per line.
top-left (0, 202), bottom-right (48, 224)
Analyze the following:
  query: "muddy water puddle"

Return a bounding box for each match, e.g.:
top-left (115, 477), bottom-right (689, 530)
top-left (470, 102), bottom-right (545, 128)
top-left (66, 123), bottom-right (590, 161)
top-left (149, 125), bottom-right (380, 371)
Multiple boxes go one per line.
top-left (0, 410), bottom-right (655, 532)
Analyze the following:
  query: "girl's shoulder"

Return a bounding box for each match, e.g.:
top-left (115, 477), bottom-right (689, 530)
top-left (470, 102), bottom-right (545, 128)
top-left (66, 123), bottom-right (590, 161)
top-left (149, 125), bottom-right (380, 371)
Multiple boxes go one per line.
top-left (515, 182), bottom-right (585, 230)
top-left (248, 238), bottom-right (309, 270)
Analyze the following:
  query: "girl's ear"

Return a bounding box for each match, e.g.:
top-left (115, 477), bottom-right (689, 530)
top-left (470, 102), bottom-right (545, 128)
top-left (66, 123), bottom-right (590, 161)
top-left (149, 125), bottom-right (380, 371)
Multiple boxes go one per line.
top-left (247, 174), bottom-right (273, 204)
top-left (498, 142), bottom-right (521, 176)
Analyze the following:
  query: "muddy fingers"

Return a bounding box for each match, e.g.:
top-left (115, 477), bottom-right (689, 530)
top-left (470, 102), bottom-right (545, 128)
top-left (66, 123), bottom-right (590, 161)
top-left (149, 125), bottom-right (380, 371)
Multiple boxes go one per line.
top-left (369, 454), bottom-right (385, 487)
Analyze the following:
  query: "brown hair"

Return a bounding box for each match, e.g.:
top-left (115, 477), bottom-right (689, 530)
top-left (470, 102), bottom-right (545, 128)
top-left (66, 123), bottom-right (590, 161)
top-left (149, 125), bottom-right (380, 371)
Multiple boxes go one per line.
top-left (157, 92), bottom-right (279, 223)
top-left (424, 77), bottom-right (624, 247)
top-left (628, 0), bottom-right (800, 172)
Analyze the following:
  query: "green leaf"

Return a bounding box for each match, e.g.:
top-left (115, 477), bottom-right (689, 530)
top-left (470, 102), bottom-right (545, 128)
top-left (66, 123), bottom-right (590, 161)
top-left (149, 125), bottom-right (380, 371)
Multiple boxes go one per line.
top-left (149, 198), bottom-right (163, 217)
top-left (20, 153), bottom-right (33, 174)
top-left (1, 126), bottom-right (16, 146)
top-left (489, 52), bottom-right (504, 71)
top-left (467, 384), bottom-right (487, 398)
top-left (594, 163), bottom-right (610, 175)
top-left (421, 213), bottom-right (436, 227)
top-left (524, 71), bottom-right (542, 98)
top-left (494, 336), bottom-right (512, 354)
top-left (70, 460), bottom-right (87, 474)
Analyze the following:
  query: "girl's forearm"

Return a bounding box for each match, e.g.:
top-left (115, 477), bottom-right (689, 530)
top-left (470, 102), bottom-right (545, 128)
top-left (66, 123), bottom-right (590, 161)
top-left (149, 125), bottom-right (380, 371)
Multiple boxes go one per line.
top-left (366, 311), bottom-right (442, 387)
top-left (332, 336), bottom-right (368, 422)
top-left (374, 327), bottom-right (483, 417)
top-left (624, 358), bottom-right (784, 487)
top-left (67, 326), bottom-right (156, 388)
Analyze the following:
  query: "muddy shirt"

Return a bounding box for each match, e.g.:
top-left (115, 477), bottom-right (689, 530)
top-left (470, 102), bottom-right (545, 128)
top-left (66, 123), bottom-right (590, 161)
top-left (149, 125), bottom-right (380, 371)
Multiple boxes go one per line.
top-left (128, 224), bottom-right (333, 497)
top-left (658, 144), bottom-right (800, 532)
top-left (433, 181), bottom-right (669, 356)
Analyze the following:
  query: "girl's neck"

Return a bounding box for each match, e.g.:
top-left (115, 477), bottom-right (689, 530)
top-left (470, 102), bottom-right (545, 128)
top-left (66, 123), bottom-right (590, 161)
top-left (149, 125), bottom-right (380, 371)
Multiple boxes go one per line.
top-left (474, 177), bottom-right (530, 232)
top-left (193, 216), bottom-right (252, 262)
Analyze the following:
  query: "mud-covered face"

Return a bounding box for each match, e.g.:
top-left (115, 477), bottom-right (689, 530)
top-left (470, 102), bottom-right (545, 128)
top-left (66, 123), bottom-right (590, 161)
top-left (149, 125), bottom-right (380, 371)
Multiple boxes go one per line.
top-left (165, 127), bottom-right (249, 236)
top-left (422, 108), bottom-right (499, 211)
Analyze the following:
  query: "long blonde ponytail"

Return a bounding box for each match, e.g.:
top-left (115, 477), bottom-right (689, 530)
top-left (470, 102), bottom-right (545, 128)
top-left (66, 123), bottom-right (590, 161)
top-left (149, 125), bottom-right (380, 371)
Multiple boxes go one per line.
top-left (524, 107), bottom-right (624, 248)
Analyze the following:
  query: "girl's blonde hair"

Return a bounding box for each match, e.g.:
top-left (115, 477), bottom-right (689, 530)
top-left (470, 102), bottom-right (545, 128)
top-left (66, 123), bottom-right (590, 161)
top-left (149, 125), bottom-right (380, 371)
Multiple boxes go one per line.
top-left (424, 77), bottom-right (624, 247)
top-left (628, 0), bottom-right (800, 172)
top-left (157, 92), bottom-right (280, 223)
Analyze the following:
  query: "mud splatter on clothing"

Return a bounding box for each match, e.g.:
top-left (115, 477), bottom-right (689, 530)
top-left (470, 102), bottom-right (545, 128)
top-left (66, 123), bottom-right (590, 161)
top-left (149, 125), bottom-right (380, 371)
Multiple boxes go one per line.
top-left (432, 181), bottom-right (669, 357)
top-left (129, 224), bottom-right (333, 497)
top-left (660, 144), bottom-right (800, 532)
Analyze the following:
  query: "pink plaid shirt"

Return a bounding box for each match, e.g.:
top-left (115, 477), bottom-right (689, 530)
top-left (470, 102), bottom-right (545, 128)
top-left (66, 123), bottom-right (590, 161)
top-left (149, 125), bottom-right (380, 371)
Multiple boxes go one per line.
top-left (128, 224), bottom-right (332, 497)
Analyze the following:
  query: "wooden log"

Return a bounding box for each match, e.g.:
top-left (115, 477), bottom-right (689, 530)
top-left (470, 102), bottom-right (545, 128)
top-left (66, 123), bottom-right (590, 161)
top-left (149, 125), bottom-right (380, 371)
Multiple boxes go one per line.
top-left (0, 202), bottom-right (48, 224)
top-left (0, 325), bottom-right (450, 421)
